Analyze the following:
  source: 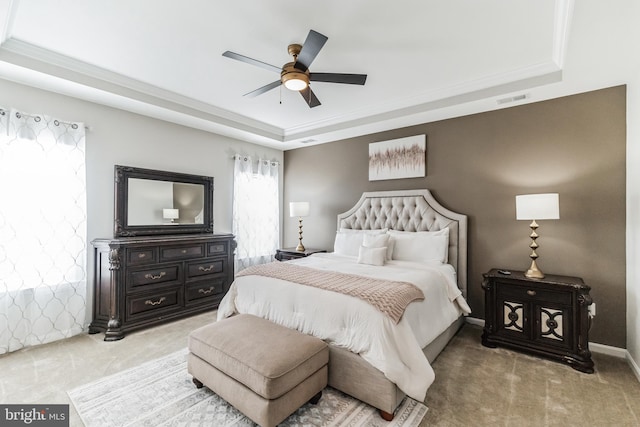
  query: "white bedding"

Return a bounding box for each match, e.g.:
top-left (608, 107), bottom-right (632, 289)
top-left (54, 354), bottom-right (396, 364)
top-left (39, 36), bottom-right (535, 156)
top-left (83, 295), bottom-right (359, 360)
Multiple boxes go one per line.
top-left (217, 252), bottom-right (471, 402)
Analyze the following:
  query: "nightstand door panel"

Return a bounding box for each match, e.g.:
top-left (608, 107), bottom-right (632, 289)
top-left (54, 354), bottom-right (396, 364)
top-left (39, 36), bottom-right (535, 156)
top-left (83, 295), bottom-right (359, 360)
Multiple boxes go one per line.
top-left (533, 303), bottom-right (572, 350)
top-left (497, 295), bottom-right (531, 340)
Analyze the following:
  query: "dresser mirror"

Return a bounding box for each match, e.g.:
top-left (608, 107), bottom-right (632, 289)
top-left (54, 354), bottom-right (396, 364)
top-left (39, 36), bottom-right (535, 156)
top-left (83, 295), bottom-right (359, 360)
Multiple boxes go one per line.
top-left (114, 165), bottom-right (214, 237)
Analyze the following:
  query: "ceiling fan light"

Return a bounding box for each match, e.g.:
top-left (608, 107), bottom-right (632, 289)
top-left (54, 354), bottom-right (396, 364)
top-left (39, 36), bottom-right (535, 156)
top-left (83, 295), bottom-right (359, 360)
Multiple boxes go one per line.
top-left (281, 67), bottom-right (310, 91)
top-left (284, 78), bottom-right (308, 91)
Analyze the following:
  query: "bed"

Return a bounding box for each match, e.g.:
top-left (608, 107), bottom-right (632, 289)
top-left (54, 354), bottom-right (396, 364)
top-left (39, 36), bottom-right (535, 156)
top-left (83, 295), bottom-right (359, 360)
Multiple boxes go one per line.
top-left (218, 189), bottom-right (468, 419)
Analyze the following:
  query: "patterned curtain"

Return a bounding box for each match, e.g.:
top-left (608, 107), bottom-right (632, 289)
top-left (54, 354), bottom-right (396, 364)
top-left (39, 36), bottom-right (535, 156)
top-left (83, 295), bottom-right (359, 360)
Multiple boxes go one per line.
top-left (0, 107), bottom-right (87, 354)
top-left (232, 156), bottom-right (279, 272)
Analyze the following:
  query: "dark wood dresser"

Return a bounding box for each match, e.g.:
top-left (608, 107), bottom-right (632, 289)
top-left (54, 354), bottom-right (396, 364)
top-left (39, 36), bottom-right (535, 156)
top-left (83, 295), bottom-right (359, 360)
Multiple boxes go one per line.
top-left (481, 268), bottom-right (594, 373)
top-left (90, 234), bottom-right (235, 341)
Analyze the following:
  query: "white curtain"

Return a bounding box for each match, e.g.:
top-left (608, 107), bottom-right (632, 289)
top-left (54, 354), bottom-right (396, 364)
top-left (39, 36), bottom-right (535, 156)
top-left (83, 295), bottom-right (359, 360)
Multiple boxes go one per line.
top-left (0, 107), bottom-right (87, 354)
top-left (233, 156), bottom-right (279, 271)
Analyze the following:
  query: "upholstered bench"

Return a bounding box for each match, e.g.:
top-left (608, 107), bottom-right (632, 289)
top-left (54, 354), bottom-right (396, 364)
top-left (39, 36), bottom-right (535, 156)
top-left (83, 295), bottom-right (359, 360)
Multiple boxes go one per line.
top-left (187, 314), bottom-right (329, 427)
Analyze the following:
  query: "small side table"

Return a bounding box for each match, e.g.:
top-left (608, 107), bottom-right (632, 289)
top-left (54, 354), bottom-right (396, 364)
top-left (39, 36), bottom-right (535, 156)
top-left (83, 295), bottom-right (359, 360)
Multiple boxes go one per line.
top-left (481, 268), bottom-right (594, 373)
top-left (275, 248), bottom-right (326, 261)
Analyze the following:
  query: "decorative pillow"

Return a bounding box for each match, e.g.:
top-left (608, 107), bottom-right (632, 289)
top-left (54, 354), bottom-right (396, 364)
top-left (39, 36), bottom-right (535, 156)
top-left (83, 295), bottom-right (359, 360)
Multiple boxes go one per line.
top-left (334, 229), bottom-right (388, 257)
top-left (363, 233), bottom-right (394, 260)
top-left (388, 228), bottom-right (449, 263)
top-left (357, 245), bottom-right (387, 266)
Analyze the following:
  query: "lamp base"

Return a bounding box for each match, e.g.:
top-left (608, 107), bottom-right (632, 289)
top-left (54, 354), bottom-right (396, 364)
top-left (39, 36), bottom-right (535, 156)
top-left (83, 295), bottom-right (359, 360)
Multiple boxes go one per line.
top-left (295, 242), bottom-right (305, 252)
top-left (524, 260), bottom-right (545, 279)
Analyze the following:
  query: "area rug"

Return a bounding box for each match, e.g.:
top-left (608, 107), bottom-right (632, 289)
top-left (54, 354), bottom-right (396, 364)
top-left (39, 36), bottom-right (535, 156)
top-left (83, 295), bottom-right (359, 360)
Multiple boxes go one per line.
top-left (68, 348), bottom-right (427, 427)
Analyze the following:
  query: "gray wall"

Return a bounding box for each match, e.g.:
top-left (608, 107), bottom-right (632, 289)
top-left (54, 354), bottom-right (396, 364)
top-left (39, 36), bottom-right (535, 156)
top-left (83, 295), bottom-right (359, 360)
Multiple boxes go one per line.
top-left (0, 77), bottom-right (284, 322)
top-left (283, 86), bottom-right (626, 348)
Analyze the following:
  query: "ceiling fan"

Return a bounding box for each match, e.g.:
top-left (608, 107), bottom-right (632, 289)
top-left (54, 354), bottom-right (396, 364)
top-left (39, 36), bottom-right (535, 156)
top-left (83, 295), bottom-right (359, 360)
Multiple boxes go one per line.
top-left (222, 29), bottom-right (367, 108)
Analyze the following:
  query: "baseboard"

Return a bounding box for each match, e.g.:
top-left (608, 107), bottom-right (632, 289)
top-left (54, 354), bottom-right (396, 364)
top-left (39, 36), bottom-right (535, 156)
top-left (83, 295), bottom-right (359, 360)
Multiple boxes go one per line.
top-left (588, 342), bottom-right (627, 358)
top-left (627, 352), bottom-right (640, 383)
top-left (465, 316), bottom-right (485, 327)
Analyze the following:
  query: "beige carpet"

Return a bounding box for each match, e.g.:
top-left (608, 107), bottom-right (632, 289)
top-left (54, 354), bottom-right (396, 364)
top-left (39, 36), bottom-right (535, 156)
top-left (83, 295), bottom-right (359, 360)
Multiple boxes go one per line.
top-left (68, 348), bottom-right (427, 427)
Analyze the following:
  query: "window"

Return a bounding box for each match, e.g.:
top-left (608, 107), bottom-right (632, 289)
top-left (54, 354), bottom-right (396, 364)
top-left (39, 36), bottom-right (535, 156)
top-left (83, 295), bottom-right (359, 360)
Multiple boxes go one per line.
top-left (0, 108), bottom-right (86, 354)
top-left (232, 156), bottom-right (279, 271)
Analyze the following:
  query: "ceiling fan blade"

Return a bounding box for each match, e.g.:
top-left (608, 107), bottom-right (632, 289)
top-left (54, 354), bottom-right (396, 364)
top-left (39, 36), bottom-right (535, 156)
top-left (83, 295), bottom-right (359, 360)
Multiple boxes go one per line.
top-left (244, 80), bottom-right (282, 97)
top-left (310, 73), bottom-right (367, 85)
top-left (294, 30), bottom-right (328, 72)
top-left (222, 51), bottom-right (282, 74)
top-left (300, 86), bottom-right (321, 108)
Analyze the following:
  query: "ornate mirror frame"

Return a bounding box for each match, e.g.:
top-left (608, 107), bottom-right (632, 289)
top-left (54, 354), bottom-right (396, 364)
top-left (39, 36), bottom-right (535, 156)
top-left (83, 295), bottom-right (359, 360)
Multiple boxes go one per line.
top-left (114, 165), bottom-right (214, 237)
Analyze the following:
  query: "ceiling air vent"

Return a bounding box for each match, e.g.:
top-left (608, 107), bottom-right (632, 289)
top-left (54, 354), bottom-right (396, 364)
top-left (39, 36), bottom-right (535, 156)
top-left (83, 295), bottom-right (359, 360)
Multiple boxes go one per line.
top-left (497, 93), bottom-right (529, 105)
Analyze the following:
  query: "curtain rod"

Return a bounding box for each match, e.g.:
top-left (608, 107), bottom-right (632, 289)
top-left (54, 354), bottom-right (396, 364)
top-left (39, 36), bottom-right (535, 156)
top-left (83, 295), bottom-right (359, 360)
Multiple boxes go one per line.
top-left (232, 155), bottom-right (280, 165)
top-left (1, 109), bottom-right (91, 131)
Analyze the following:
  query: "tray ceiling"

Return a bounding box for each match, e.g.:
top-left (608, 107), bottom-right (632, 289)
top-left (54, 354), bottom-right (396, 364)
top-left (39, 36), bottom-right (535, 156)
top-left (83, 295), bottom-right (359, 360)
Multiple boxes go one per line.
top-left (0, 1), bottom-right (635, 149)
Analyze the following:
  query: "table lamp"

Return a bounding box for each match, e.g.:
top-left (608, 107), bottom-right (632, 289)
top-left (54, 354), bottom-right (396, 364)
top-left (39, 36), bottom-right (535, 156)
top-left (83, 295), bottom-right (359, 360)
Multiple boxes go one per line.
top-left (515, 193), bottom-right (559, 279)
top-left (163, 208), bottom-right (179, 223)
top-left (289, 202), bottom-right (310, 252)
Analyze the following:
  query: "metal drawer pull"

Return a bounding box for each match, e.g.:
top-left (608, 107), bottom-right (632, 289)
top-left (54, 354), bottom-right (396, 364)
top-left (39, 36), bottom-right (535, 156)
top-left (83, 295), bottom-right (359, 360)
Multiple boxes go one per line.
top-left (198, 265), bottom-right (215, 272)
top-left (138, 253), bottom-right (146, 258)
top-left (181, 249), bottom-right (188, 254)
top-left (144, 272), bottom-right (166, 280)
top-left (527, 290), bottom-right (536, 296)
top-left (198, 287), bottom-right (215, 295)
top-left (145, 297), bottom-right (166, 306)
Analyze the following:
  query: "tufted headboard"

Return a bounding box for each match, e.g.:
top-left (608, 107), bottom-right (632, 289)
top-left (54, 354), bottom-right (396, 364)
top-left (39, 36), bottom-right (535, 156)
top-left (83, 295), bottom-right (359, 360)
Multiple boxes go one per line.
top-left (337, 189), bottom-right (468, 298)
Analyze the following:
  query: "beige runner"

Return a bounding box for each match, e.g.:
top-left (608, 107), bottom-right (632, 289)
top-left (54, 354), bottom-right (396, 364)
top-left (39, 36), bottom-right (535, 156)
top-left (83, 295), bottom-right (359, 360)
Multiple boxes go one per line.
top-left (237, 262), bottom-right (424, 323)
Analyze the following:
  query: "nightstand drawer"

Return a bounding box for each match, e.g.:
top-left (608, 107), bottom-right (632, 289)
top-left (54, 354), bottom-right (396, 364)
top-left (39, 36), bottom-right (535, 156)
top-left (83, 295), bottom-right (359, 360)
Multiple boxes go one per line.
top-left (497, 283), bottom-right (572, 305)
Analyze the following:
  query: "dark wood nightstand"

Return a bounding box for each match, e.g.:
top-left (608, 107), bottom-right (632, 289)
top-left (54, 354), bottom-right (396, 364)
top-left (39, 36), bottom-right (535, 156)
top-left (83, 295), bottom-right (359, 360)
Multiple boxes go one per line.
top-left (275, 248), bottom-right (326, 261)
top-left (481, 268), bottom-right (594, 373)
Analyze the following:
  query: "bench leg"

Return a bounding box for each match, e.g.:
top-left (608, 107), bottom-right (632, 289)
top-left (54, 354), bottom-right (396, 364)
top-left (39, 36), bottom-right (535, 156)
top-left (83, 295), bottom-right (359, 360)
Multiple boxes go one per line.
top-left (192, 378), bottom-right (204, 389)
top-left (308, 391), bottom-right (322, 405)
top-left (380, 410), bottom-right (394, 421)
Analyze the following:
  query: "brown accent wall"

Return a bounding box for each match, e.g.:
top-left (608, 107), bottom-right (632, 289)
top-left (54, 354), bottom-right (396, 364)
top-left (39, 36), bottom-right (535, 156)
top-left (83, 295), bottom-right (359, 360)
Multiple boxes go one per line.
top-left (283, 86), bottom-right (626, 347)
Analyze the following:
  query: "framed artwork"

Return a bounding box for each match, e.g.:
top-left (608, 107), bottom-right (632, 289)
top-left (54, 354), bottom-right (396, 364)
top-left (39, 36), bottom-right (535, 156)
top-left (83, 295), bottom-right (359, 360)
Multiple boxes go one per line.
top-left (368, 135), bottom-right (426, 181)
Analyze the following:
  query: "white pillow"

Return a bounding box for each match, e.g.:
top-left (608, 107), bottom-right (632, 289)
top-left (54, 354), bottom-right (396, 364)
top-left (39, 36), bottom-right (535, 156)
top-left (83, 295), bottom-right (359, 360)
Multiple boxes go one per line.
top-left (357, 245), bottom-right (387, 266)
top-left (363, 233), bottom-right (394, 260)
top-left (388, 228), bottom-right (449, 263)
top-left (333, 229), bottom-right (388, 257)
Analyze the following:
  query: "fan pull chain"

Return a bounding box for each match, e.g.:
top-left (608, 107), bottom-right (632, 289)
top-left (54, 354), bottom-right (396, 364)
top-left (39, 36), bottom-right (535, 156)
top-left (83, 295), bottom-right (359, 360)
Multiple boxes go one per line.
top-left (279, 84), bottom-right (282, 105)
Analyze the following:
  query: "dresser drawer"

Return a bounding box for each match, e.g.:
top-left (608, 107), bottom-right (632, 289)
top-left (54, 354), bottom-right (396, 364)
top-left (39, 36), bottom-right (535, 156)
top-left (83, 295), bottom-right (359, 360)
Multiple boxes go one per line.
top-left (128, 264), bottom-right (181, 289)
top-left (187, 258), bottom-right (225, 279)
top-left (126, 288), bottom-right (182, 319)
top-left (126, 247), bottom-right (157, 266)
top-left (160, 244), bottom-right (205, 261)
top-left (208, 241), bottom-right (228, 256)
top-left (497, 282), bottom-right (572, 305)
top-left (185, 278), bottom-right (226, 304)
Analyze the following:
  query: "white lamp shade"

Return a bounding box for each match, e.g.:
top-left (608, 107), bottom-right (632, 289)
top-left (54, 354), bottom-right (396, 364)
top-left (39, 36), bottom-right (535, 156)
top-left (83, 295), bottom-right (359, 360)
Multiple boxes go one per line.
top-left (163, 208), bottom-right (179, 219)
top-left (289, 202), bottom-right (310, 217)
top-left (516, 193), bottom-right (559, 220)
